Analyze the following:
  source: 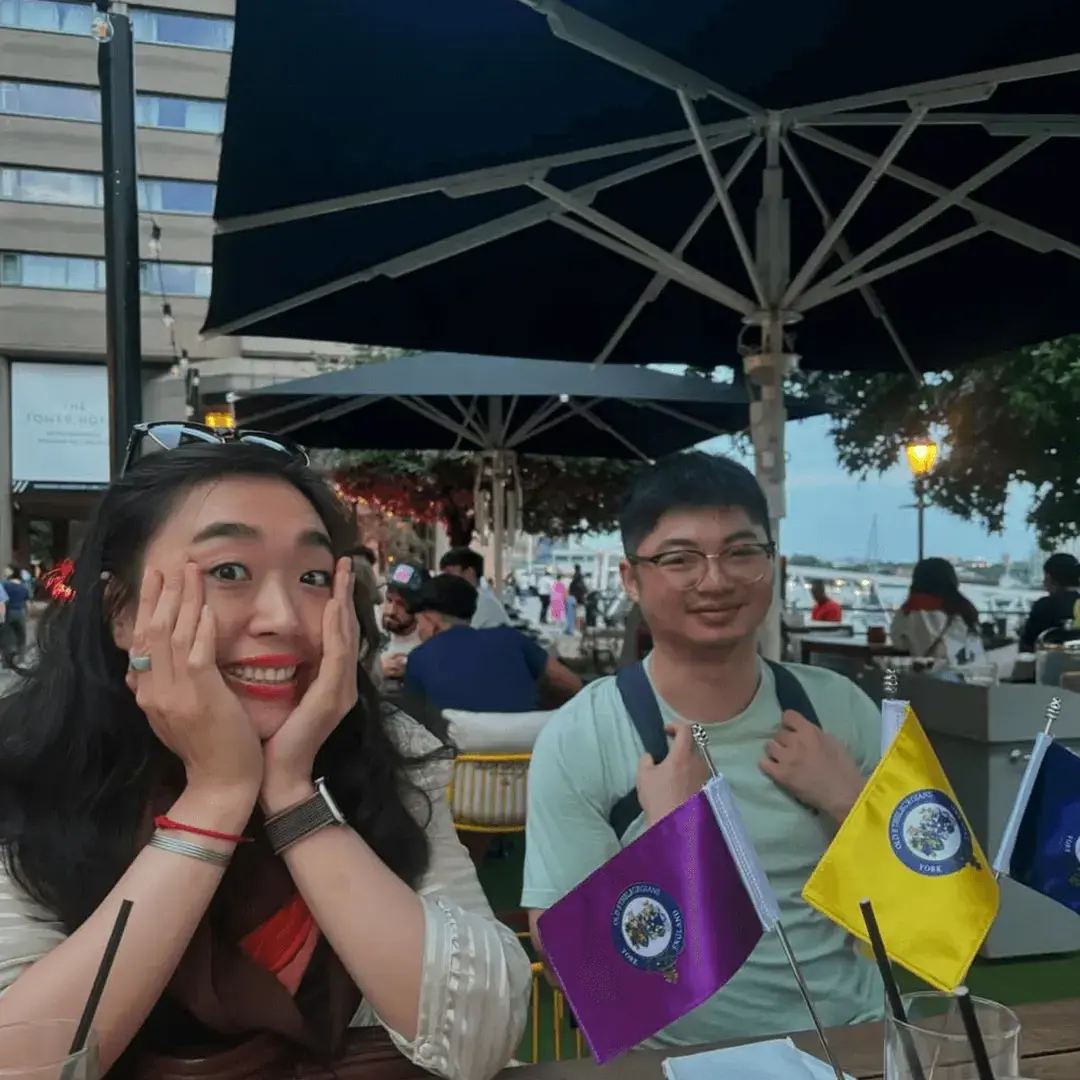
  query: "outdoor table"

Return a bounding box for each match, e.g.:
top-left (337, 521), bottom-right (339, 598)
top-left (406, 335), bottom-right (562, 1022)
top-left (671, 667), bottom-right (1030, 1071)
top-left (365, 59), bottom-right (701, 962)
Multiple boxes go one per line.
top-left (507, 997), bottom-right (1080, 1079)
top-left (798, 633), bottom-right (907, 667)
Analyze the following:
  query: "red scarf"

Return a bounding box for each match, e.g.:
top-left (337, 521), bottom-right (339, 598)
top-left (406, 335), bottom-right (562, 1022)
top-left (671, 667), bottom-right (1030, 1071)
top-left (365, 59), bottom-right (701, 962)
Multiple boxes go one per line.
top-left (901, 592), bottom-right (946, 615)
top-left (241, 894), bottom-right (317, 978)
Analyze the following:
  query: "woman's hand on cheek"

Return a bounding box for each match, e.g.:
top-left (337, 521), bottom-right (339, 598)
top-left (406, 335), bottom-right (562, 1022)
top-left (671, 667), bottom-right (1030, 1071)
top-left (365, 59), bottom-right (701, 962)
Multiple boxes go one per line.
top-left (261, 558), bottom-right (358, 810)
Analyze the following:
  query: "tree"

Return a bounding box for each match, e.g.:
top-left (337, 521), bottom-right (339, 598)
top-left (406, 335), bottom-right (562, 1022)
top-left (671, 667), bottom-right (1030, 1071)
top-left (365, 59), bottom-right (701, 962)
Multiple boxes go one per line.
top-left (799, 336), bottom-right (1080, 548)
top-left (333, 451), bottom-right (638, 547)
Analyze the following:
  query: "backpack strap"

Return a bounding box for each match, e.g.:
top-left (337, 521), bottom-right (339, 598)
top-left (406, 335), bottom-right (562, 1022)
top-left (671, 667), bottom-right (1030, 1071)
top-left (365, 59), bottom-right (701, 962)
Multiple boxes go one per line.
top-left (607, 660), bottom-right (822, 840)
top-left (765, 659), bottom-right (822, 728)
top-left (608, 663), bottom-right (667, 839)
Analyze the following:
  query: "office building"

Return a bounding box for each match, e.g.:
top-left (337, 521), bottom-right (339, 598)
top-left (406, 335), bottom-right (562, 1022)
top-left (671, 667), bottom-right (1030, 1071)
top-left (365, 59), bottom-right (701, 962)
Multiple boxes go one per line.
top-left (0, 0), bottom-right (346, 565)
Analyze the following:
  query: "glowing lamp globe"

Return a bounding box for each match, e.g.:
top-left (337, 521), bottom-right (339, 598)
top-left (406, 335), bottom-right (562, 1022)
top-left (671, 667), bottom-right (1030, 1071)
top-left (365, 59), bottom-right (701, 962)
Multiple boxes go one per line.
top-left (905, 440), bottom-right (938, 478)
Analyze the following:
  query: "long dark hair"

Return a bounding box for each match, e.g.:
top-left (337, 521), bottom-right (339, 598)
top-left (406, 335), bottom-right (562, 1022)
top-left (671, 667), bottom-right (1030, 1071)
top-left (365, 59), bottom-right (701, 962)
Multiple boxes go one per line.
top-left (908, 557), bottom-right (981, 633)
top-left (0, 443), bottom-right (447, 934)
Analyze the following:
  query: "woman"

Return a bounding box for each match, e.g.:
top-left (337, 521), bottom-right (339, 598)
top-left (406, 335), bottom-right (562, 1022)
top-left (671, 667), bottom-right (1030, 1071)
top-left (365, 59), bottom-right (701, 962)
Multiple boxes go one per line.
top-left (890, 557), bottom-right (985, 665)
top-left (548, 574), bottom-right (566, 629)
top-left (0, 436), bottom-right (530, 1079)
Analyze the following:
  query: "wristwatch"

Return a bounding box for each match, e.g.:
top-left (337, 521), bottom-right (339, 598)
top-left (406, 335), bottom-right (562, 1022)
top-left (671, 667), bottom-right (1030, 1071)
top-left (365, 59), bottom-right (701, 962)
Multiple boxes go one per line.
top-left (264, 777), bottom-right (346, 856)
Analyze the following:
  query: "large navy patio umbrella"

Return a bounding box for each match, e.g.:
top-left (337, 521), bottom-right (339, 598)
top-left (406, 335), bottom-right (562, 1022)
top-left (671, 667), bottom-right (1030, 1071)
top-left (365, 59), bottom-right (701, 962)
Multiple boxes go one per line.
top-left (235, 351), bottom-right (822, 460)
top-left (236, 352), bottom-right (822, 585)
top-left (204, 0), bottom-right (1080, 651)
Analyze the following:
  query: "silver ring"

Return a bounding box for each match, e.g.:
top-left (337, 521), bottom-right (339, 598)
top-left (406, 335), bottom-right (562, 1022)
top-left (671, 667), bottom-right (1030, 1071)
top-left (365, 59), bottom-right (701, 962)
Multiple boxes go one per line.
top-left (128, 654), bottom-right (152, 673)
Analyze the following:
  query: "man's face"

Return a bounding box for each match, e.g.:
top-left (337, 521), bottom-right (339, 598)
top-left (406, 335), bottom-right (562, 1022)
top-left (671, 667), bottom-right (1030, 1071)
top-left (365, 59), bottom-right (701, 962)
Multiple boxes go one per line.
top-left (382, 590), bottom-right (416, 635)
top-left (620, 506), bottom-right (773, 652)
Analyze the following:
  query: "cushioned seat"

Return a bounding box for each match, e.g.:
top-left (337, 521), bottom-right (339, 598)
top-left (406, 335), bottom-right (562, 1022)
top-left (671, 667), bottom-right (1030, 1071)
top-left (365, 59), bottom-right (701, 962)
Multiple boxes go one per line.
top-left (443, 710), bottom-right (553, 831)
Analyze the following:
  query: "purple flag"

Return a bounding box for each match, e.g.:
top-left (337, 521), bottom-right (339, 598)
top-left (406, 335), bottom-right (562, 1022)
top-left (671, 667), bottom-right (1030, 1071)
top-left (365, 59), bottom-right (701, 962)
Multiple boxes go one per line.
top-left (537, 787), bottom-right (766, 1063)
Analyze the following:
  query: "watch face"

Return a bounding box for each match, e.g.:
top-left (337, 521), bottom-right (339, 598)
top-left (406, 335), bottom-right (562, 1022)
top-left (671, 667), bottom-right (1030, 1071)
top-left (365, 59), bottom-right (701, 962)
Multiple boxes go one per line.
top-left (316, 778), bottom-right (346, 825)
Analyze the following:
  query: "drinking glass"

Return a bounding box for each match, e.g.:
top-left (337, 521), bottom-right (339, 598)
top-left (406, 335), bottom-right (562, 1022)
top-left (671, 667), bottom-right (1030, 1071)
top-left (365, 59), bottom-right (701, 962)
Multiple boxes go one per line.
top-left (0, 1021), bottom-right (98, 1080)
top-left (885, 992), bottom-right (1020, 1080)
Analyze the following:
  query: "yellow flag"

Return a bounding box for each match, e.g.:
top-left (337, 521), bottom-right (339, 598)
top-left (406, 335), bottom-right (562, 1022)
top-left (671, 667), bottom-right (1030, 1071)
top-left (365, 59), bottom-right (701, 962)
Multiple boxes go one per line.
top-left (802, 706), bottom-right (998, 990)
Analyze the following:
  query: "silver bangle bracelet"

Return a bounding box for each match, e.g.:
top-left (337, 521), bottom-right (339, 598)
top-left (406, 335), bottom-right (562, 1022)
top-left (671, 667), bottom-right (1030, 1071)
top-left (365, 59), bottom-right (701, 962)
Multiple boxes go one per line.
top-left (149, 830), bottom-right (232, 868)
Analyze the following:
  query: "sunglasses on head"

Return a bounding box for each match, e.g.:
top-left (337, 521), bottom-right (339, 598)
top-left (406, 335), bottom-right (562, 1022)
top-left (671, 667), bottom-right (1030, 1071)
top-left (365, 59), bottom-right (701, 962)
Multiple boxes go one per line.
top-left (122, 421), bottom-right (309, 476)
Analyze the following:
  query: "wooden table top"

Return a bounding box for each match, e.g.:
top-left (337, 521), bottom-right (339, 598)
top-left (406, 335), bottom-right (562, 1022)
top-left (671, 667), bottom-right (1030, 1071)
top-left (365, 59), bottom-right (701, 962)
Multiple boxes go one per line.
top-left (510, 998), bottom-right (1080, 1079)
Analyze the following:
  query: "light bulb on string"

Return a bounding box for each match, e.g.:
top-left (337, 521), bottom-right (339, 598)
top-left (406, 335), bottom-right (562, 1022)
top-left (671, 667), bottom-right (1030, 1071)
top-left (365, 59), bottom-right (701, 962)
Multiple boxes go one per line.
top-left (148, 224), bottom-right (162, 258)
top-left (161, 302), bottom-right (174, 329)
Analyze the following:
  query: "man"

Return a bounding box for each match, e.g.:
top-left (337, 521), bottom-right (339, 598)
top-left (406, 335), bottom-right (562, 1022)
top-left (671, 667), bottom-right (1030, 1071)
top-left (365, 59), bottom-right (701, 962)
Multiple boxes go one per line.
top-left (439, 547), bottom-right (510, 629)
top-left (378, 562), bottom-right (429, 683)
top-left (537, 569), bottom-right (554, 623)
top-left (405, 575), bottom-right (582, 713)
top-left (523, 451), bottom-right (882, 1048)
top-left (1, 568), bottom-right (28, 656)
top-left (810, 579), bottom-right (843, 623)
top-left (1019, 552), bottom-right (1080, 651)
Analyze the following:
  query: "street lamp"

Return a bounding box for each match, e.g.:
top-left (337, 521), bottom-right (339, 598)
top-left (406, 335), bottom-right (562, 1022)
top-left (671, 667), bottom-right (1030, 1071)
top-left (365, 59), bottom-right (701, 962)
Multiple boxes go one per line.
top-left (905, 439), bottom-right (938, 561)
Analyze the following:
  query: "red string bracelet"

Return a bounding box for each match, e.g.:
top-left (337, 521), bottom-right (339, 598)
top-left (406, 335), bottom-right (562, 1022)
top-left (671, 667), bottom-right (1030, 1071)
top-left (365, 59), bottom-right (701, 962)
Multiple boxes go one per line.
top-left (153, 816), bottom-right (253, 844)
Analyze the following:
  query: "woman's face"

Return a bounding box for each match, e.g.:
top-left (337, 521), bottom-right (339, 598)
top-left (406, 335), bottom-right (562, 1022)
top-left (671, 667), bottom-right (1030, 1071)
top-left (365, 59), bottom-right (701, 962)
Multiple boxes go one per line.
top-left (117, 476), bottom-right (337, 741)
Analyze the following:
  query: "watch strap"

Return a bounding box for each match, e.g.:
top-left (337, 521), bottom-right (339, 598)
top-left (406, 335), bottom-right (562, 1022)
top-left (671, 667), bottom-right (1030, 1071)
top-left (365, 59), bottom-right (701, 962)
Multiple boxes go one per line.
top-left (264, 779), bottom-right (342, 856)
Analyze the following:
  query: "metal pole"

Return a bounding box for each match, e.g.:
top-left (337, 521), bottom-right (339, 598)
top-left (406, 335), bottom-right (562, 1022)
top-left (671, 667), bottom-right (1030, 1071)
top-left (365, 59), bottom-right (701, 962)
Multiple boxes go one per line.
top-left (96, 3), bottom-right (143, 476)
top-left (916, 478), bottom-right (925, 562)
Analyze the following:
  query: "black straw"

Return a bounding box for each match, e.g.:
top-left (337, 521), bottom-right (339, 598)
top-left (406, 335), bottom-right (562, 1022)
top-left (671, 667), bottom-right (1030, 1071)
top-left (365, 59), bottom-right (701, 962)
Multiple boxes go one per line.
top-left (954, 986), bottom-right (996, 1080)
top-left (859, 898), bottom-right (927, 1080)
top-left (67, 899), bottom-right (134, 1057)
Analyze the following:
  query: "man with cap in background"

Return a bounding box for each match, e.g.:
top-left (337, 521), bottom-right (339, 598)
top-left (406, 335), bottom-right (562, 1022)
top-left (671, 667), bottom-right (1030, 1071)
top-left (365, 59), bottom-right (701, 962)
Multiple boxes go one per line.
top-left (379, 562), bottom-right (430, 684)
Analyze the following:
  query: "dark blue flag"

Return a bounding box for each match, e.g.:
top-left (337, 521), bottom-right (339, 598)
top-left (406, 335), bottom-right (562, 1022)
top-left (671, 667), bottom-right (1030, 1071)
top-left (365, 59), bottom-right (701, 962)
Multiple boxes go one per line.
top-left (1007, 741), bottom-right (1080, 915)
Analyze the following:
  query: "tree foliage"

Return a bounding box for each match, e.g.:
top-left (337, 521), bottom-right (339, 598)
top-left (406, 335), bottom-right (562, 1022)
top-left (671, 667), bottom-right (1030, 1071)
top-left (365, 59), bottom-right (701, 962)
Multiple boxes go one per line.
top-left (333, 451), bottom-right (638, 547)
top-left (799, 336), bottom-right (1080, 548)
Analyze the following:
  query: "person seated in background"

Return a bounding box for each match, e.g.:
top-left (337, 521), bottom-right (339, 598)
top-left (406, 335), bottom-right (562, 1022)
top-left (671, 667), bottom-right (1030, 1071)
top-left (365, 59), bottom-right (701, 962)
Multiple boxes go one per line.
top-left (378, 563), bottom-right (429, 684)
top-left (809, 579), bottom-right (843, 623)
top-left (405, 575), bottom-right (582, 713)
top-left (1019, 552), bottom-right (1080, 651)
top-left (439, 548), bottom-right (510, 628)
top-left (890, 557), bottom-right (985, 665)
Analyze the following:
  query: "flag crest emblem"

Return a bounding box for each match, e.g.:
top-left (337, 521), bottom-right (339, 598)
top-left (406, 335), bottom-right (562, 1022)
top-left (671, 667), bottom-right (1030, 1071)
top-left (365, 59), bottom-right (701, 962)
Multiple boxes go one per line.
top-left (889, 789), bottom-right (980, 876)
top-left (612, 883), bottom-right (685, 981)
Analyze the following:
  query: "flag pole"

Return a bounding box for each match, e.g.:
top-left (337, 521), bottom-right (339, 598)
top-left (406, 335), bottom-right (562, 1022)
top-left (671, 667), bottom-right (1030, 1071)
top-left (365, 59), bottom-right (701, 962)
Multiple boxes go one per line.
top-left (691, 725), bottom-right (846, 1080)
top-left (991, 695), bottom-right (1062, 882)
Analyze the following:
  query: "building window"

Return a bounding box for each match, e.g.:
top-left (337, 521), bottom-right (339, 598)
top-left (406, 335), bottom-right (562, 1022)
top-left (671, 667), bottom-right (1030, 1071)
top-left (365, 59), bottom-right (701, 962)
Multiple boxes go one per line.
top-left (0, 80), bottom-right (99, 122)
top-left (0, 253), bottom-right (105, 291)
top-left (138, 178), bottom-right (216, 215)
top-left (130, 8), bottom-right (233, 51)
top-left (1, 252), bottom-right (212, 297)
top-left (0, 167), bottom-right (216, 214)
top-left (141, 261), bottom-right (212, 298)
top-left (1, 1), bottom-right (234, 51)
top-left (0, 80), bottom-right (224, 133)
top-left (0, 0), bottom-right (91, 34)
top-left (135, 94), bottom-right (224, 135)
top-left (0, 166), bottom-right (102, 207)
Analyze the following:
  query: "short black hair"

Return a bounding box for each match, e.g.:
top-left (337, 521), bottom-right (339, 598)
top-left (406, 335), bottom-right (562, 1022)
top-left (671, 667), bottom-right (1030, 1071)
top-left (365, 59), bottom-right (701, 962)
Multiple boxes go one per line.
top-left (619, 451), bottom-right (771, 554)
top-left (1044, 552), bottom-right (1080, 589)
top-left (440, 547), bottom-right (484, 579)
top-left (416, 574), bottom-right (478, 622)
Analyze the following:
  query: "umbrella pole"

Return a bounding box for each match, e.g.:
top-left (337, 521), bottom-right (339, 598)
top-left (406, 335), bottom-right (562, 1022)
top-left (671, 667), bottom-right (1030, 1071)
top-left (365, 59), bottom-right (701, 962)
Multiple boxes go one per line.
top-left (745, 335), bottom-right (796, 662)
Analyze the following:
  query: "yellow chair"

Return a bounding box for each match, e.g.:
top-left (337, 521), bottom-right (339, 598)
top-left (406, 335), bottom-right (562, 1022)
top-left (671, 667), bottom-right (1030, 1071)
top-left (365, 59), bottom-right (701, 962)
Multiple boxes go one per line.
top-left (519, 924), bottom-right (584, 1064)
top-left (448, 752), bottom-right (532, 833)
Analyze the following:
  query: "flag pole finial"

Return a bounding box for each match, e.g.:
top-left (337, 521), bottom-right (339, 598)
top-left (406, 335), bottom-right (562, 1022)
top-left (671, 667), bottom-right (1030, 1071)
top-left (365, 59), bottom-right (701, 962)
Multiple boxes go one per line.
top-left (883, 669), bottom-right (899, 698)
top-left (691, 724), bottom-right (719, 779)
top-left (1044, 696), bottom-right (1062, 735)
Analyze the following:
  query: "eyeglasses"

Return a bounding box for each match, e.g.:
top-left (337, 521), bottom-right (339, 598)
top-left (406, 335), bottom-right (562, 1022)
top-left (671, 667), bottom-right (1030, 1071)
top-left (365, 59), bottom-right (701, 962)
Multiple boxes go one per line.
top-left (628, 542), bottom-right (776, 591)
top-left (122, 422), bottom-right (309, 475)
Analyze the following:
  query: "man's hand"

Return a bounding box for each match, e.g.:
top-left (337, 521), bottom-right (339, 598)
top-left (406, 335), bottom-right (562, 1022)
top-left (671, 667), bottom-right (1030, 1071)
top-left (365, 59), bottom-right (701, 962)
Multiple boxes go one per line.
top-left (381, 652), bottom-right (407, 680)
top-left (760, 710), bottom-right (864, 823)
top-left (636, 723), bottom-right (711, 828)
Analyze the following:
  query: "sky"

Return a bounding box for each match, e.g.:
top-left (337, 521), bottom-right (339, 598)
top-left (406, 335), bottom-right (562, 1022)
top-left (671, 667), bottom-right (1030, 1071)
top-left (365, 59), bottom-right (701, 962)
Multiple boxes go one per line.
top-left (708, 416), bottom-right (1040, 564)
top-left (584, 414), bottom-right (1040, 564)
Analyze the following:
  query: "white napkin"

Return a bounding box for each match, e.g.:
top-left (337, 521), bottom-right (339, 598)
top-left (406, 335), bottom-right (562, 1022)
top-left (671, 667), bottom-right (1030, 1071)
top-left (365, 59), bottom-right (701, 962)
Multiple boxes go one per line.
top-left (662, 1038), bottom-right (857, 1080)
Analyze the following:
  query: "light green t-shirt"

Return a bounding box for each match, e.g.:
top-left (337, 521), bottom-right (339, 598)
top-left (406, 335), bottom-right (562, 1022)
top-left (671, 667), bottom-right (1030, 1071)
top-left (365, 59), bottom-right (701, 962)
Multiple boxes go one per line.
top-left (522, 659), bottom-right (884, 1048)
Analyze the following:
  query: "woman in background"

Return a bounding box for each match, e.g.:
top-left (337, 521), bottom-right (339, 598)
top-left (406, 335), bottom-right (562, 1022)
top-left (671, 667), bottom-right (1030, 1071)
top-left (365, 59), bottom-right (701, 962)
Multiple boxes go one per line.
top-left (890, 557), bottom-right (985, 666)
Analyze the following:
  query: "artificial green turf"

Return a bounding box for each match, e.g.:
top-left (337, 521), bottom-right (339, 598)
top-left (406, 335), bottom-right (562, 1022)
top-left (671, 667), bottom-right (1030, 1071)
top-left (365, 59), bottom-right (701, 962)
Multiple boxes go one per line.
top-left (477, 837), bottom-right (1080, 1063)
